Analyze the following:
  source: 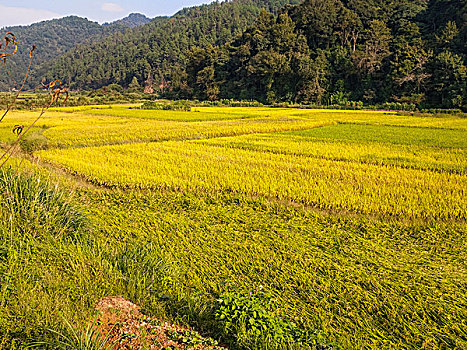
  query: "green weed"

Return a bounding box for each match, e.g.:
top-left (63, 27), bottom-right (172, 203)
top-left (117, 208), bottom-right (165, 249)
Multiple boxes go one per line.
top-left (28, 317), bottom-right (116, 350)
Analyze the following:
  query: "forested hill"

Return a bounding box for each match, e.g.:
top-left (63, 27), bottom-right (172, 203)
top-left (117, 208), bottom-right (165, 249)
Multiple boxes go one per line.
top-left (184, 0), bottom-right (466, 109)
top-left (41, 0), bottom-right (302, 91)
top-left (0, 14), bottom-right (152, 90)
top-left (8, 0), bottom-right (466, 110)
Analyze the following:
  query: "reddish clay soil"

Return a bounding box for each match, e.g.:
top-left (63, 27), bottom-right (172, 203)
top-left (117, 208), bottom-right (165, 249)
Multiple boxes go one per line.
top-left (94, 296), bottom-right (226, 350)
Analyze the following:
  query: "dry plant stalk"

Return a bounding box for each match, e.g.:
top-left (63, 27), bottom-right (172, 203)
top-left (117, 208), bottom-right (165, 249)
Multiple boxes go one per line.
top-left (0, 32), bottom-right (68, 169)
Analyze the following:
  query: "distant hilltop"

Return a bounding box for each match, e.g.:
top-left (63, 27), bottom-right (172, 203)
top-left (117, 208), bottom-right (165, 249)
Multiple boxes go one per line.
top-left (0, 12), bottom-right (155, 91)
top-left (104, 13), bottom-right (152, 28)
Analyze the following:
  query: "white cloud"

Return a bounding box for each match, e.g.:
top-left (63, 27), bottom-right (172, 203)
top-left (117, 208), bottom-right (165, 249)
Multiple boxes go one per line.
top-left (0, 5), bottom-right (62, 28)
top-left (101, 2), bottom-right (124, 13)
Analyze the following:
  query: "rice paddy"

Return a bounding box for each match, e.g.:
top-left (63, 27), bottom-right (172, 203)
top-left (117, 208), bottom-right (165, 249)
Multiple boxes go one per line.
top-left (1, 105), bottom-right (466, 349)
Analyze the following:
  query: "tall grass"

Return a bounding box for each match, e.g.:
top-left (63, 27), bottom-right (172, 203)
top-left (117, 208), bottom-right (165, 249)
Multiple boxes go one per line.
top-left (0, 168), bottom-right (93, 348)
top-left (0, 168), bottom-right (87, 238)
top-left (28, 317), bottom-right (116, 350)
top-left (1, 169), bottom-right (280, 349)
top-left (0, 169), bottom-right (110, 347)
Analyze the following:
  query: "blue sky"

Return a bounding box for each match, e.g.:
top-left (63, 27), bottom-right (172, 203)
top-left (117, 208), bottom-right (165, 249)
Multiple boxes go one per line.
top-left (0, 0), bottom-right (213, 28)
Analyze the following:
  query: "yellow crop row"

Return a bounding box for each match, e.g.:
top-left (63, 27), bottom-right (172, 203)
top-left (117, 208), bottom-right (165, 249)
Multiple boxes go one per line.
top-left (41, 108), bottom-right (467, 148)
top-left (194, 107), bottom-right (467, 130)
top-left (38, 141), bottom-right (467, 220)
top-left (196, 133), bottom-right (467, 174)
top-left (2, 108), bottom-right (466, 150)
top-left (43, 115), bottom-right (332, 148)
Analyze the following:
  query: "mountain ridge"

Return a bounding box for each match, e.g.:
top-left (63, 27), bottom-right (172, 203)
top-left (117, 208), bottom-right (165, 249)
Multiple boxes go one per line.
top-left (0, 13), bottom-right (153, 90)
top-left (40, 0), bottom-right (302, 91)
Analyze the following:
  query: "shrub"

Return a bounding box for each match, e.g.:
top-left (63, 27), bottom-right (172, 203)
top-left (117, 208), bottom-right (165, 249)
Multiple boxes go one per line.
top-left (19, 129), bottom-right (48, 153)
top-left (215, 286), bottom-right (334, 349)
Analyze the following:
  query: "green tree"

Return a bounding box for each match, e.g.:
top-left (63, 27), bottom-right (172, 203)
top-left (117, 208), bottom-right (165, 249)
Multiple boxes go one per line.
top-left (353, 20), bottom-right (392, 75)
top-left (435, 21), bottom-right (459, 51)
top-left (296, 50), bottom-right (329, 103)
top-left (426, 51), bottom-right (467, 108)
top-left (290, 0), bottom-right (344, 50)
top-left (391, 22), bottom-right (432, 96)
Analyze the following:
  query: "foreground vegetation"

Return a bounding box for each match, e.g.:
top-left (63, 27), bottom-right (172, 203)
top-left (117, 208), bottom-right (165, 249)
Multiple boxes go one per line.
top-left (0, 105), bottom-right (466, 349)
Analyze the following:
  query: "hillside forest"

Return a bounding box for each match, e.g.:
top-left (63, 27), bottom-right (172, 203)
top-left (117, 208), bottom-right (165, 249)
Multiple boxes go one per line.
top-left (0, 14), bottom-right (151, 91)
top-left (42, 0), bottom-right (467, 110)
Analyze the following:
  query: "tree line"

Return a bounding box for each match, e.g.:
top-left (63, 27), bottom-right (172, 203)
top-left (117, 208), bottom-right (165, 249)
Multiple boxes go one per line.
top-left (184, 0), bottom-right (466, 109)
top-left (40, 0), bottom-right (467, 109)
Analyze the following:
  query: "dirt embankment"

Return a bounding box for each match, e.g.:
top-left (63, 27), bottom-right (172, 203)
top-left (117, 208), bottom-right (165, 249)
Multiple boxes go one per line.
top-left (95, 296), bottom-right (225, 350)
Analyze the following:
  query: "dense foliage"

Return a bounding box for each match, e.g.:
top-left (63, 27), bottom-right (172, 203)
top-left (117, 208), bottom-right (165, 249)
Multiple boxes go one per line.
top-left (42, 0), bottom-right (301, 91)
top-left (185, 0), bottom-right (467, 109)
top-left (39, 0), bottom-right (467, 109)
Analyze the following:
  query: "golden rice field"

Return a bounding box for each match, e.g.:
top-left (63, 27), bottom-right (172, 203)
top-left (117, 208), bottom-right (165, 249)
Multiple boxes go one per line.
top-left (33, 106), bottom-right (467, 221)
top-left (39, 139), bottom-right (466, 220)
top-left (2, 105), bottom-right (467, 348)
